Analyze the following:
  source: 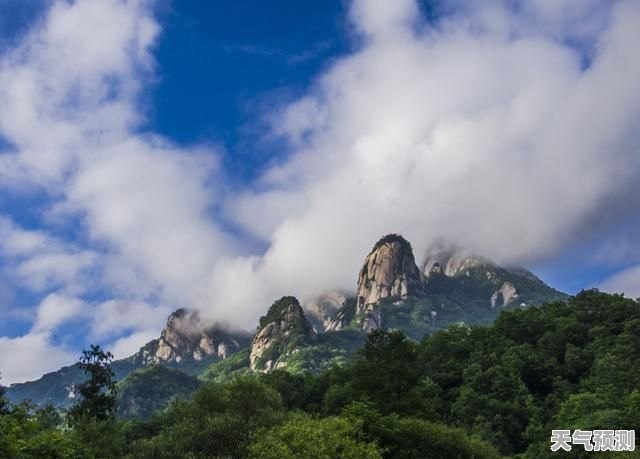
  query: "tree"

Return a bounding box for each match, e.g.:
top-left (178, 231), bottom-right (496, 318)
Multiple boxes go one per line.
top-left (348, 330), bottom-right (426, 416)
top-left (129, 376), bottom-right (285, 459)
top-left (342, 402), bottom-right (501, 459)
top-left (0, 374), bottom-right (9, 416)
top-left (67, 345), bottom-right (117, 424)
top-left (248, 413), bottom-right (382, 459)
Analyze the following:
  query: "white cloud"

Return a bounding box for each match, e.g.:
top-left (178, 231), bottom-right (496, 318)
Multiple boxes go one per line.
top-left (0, 0), bottom-right (234, 382)
top-left (0, 216), bottom-right (99, 293)
top-left (0, 0), bottom-right (235, 327)
top-left (67, 139), bottom-right (235, 306)
top-left (90, 299), bottom-right (170, 339)
top-left (108, 329), bottom-right (161, 360)
top-left (210, 0), bottom-right (640, 322)
top-left (0, 332), bottom-right (75, 385)
top-left (2, 0), bottom-right (640, 383)
top-left (599, 265), bottom-right (640, 299)
top-left (31, 293), bottom-right (86, 333)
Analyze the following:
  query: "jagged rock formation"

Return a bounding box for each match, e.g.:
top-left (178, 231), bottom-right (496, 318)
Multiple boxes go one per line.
top-left (327, 235), bottom-right (567, 333)
top-left (422, 243), bottom-right (486, 278)
top-left (328, 234), bottom-right (422, 331)
top-left (131, 309), bottom-right (248, 366)
top-left (249, 296), bottom-right (317, 372)
top-left (422, 241), bottom-right (546, 308)
top-left (422, 240), bottom-right (541, 285)
top-left (7, 233), bottom-right (569, 411)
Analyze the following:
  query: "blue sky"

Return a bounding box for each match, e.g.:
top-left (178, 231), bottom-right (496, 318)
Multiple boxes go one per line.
top-left (1, 0), bottom-right (639, 384)
top-left (146, 1), bottom-right (349, 177)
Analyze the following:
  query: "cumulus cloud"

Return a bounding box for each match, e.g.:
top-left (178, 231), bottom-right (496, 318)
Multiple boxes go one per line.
top-left (2, 0), bottom-right (640, 382)
top-left (0, 332), bottom-right (75, 384)
top-left (31, 293), bottom-right (85, 333)
top-left (90, 299), bottom-right (170, 339)
top-left (108, 329), bottom-right (162, 360)
top-left (0, 0), bottom-right (235, 381)
top-left (600, 265), bottom-right (640, 299)
top-left (0, 217), bottom-right (98, 294)
top-left (209, 0), bottom-right (640, 323)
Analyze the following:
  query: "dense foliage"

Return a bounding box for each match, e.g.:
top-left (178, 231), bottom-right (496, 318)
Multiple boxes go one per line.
top-left (67, 345), bottom-right (118, 425)
top-left (2, 290), bottom-right (639, 458)
top-left (116, 366), bottom-right (200, 420)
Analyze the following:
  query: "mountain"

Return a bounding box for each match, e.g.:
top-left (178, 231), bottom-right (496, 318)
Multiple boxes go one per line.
top-left (4, 359), bottom-right (138, 411)
top-left (350, 234), bottom-right (423, 331)
top-left (127, 308), bottom-right (251, 374)
top-left (6, 310), bottom-right (250, 409)
top-left (249, 296), bottom-right (317, 372)
top-left (116, 365), bottom-right (200, 420)
top-left (6, 233), bottom-right (568, 415)
top-left (327, 235), bottom-right (567, 338)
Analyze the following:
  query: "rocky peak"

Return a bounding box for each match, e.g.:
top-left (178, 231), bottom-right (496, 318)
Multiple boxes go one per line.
top-left (422, 240), bottom-right (540, 283)
top-left (249, 296), bottom-right (316, 372)
top-left (422, 241), bottom-right (487, 278)
top-left (353, 234), bottom-right (422, 330)
top-left (135, 309), bottom-right (247, 365)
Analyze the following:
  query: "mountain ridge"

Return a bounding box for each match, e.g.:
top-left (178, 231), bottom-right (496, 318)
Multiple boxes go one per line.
top-left (6, 233), bottom-right (568, 412)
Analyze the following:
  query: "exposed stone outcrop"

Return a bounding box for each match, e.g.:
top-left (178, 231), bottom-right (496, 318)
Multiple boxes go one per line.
top-left (134, 309), bottom-right (248, 365)
top-left (249, 296), bottom-right (317, 372)
top-left (326, 234), bottom-right (422, 332)
top-left (490, 282), bottom-right (519, 308)
top-left (357, 235), bottom-right (422, 308)
top-left (422, 240), bottom-right (540, 284)
top-left (422, 241), bottom-right (486, 278)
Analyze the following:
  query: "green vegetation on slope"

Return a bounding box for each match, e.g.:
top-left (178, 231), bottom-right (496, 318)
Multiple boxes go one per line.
top-left (116, 366), bottom-right (200, 419)
top-left (2, 290), bottom-right (638, 458)
top-left (199, 348), bottom-right (252, 383)
top-left (378, 265), bottom-right (568, 340)
top-left (274, 329), bottom-right (366, 373)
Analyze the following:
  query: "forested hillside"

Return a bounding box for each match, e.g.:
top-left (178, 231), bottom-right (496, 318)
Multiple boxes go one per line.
top-left (1, 290), bottom-right (638, 458)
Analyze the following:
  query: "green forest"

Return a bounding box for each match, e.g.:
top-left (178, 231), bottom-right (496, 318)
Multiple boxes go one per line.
top-left (1, 290), bottom-right (639, 458)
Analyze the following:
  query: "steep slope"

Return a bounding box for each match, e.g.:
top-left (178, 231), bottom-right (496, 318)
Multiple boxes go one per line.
top-left (328, 234), bottom-right (422, 331)
top-left (327, 235), bottom-right (567, 337)
top-left (7, 309), bottom-right (249, 409)
top-left (5, 359), bottom-right (138, 410)
top-left (116, 366), bottom-right (200, 419)
top-left (128, 308), bottom-right (250, 373)
top-left (7, 233), bottom-right (568, 411)
top-left (249, 296), bottom-right (317, 372)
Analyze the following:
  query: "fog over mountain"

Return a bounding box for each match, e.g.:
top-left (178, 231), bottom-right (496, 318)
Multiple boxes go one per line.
top-left (1, 0), bottom-right (640, 384)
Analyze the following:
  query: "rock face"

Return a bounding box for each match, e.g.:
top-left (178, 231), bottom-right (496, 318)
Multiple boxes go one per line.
top-left (249, 296), bottom-right (317, 372)
top-left (422, 240), bottom-right (541, 284)
top-left (134, 309), bottom-right (247, 365)
top-left (490, 282), bottom-right (519, 308)
top-left (337, 234), bottom-right (422, 331)
top-left (422, 241), bottom-right (486, 278)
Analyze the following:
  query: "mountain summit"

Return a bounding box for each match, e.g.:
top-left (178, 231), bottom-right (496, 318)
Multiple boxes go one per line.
top-left (7, 233), bottom-right (567, 409)
top-left (328, 234), bottom-right (567, 336)
top-left (422, 241), bottom-right (486, 278)
top-left (355, 234), bottom-right (423, 330)
top-left (249, 296), bottom-right (317, 372)
top-left (130, 309), bottom-right (250, 368)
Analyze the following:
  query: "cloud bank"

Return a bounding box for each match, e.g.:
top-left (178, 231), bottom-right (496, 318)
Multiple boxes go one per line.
top-left (1, 0), bottom-right (640, 383)
top-left (215, 0), bottom-right (640, 316)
